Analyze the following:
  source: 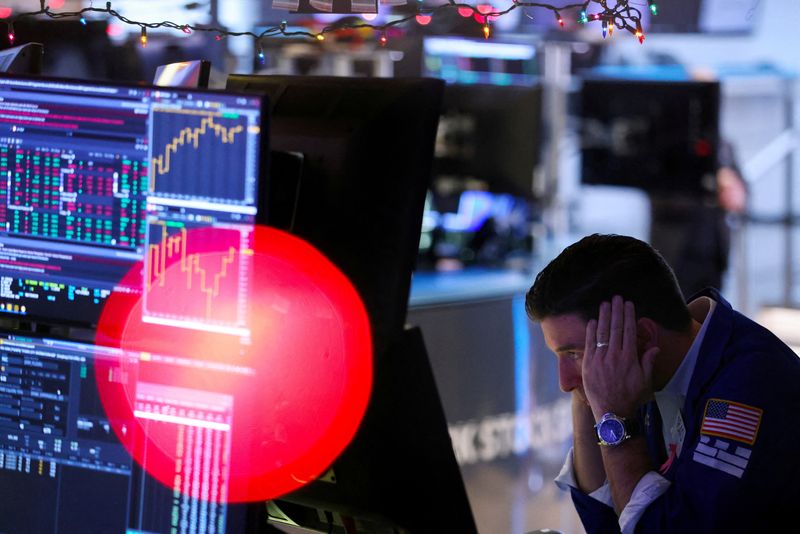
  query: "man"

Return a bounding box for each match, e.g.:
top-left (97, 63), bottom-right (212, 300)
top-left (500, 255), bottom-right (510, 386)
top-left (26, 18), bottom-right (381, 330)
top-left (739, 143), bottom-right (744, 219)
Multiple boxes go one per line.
top-left (526, 234), bottom-right (799, 533)
top-left (649, 140), bottom-right (747, 297)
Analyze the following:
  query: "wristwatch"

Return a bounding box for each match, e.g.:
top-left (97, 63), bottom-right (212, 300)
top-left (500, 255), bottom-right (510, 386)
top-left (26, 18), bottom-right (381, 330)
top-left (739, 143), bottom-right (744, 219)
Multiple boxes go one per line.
top-left (594, 412), bottom-right (641, 446)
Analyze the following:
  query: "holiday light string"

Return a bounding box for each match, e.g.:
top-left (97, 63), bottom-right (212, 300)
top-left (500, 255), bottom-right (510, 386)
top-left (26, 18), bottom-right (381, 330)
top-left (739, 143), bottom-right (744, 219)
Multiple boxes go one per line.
top-left (4, 0), bottom-right (652, 49)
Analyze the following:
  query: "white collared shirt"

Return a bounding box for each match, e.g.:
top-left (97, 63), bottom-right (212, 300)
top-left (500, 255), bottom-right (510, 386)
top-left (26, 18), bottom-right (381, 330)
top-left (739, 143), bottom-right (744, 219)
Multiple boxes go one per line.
top-left (554, 297), bottom-right (717, 533)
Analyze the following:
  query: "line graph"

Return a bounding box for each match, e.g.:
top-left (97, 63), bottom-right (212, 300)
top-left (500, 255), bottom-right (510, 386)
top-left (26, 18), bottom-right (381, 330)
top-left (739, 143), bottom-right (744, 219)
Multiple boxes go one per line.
top-left (149, 108), bottom-right (252, 203)
top-left (142, 220), bottom-right (253, 332)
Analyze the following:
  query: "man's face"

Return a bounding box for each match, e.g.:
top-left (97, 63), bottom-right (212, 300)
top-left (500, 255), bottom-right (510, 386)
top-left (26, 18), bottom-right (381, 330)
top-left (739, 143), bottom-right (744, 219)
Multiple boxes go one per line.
top-left (540, 313), bottom-right (589, 404)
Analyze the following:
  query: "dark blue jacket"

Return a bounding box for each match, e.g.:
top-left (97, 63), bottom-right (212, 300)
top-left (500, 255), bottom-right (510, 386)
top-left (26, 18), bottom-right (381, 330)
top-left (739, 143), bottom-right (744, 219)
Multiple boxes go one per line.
top-left (570, 288), bottom-right (800, 533)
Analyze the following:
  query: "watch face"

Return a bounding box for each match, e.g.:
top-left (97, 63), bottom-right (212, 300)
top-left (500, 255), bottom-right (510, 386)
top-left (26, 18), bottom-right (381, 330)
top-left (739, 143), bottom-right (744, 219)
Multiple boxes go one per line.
top-left (598, 418), bottom-right (626, 445)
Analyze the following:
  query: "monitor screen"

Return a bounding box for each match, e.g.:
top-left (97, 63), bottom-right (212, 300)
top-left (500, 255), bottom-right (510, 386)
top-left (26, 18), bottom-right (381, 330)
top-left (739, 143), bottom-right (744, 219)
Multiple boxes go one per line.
top-left (0, 74), bottom-right (266, 332)
top-left (0, 330), bottom-right (257, 533)
top-left (422, 37), bottom-right (539, 87)
top-left (580, 78), bottom-right (720, 193)
top-left (153, 59), bottom-right (211, 88)
top-left (434, 83), bottom-right (542, 200)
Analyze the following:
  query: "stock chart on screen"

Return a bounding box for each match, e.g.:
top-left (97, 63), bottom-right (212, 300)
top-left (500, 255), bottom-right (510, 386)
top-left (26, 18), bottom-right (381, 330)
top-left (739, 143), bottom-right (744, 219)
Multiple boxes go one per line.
top-left (149, 107), bottom-right (255, 206)
top-left (0, 75), bottom-right (264, 330)
top-left (0, 74), bottom-right (267, 533)
top-left (143, 220), bottom-right (253, 336)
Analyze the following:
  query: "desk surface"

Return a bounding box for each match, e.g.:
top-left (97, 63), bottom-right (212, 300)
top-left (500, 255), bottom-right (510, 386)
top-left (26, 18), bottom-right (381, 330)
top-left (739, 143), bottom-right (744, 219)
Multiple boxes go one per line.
top-left (409, 267), bottom-right (534, 307)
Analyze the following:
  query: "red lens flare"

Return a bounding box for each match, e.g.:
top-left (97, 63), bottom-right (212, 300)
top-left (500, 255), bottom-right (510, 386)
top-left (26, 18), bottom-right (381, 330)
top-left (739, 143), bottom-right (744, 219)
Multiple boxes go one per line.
top-left (94, 225), bottom-right (372, 503)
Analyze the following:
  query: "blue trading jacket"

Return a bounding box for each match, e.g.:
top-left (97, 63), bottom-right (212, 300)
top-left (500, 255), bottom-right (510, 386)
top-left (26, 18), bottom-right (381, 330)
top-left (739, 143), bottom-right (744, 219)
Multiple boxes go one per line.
top-left (570, 288), bottom-right (800, 533)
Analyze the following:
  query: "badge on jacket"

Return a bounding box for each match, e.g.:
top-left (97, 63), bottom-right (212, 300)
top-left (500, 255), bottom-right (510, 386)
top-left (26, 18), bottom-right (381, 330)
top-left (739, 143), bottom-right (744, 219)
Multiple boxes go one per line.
top-left (692, 398), bottom-right (763, 479)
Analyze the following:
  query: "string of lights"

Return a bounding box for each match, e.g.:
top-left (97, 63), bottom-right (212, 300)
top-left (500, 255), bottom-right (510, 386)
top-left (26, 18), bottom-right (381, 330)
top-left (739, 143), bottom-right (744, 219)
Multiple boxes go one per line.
top-left (4, 0), bottom-right (654, 51)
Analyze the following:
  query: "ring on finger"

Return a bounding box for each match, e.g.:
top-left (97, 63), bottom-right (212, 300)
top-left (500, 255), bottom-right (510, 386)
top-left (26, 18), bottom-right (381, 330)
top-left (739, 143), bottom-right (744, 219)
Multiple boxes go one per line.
top-left (596, 341), bottom-right (609, 348)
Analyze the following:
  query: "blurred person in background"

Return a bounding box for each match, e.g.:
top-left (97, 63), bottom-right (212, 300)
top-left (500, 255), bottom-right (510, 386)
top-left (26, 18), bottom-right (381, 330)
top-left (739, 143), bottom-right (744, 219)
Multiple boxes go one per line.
top-left (649, 139), bottom-right (747, 297)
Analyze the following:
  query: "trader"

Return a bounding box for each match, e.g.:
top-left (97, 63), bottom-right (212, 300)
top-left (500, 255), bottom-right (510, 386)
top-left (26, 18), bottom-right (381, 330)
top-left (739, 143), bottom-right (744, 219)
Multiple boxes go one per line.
top-left (525, 233), bottom-right (799, 533)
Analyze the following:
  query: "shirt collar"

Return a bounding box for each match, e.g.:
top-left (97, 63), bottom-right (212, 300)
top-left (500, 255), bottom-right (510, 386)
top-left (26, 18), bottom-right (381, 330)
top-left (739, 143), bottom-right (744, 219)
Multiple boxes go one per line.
top-left (658, 296), bottom-right (717, 398)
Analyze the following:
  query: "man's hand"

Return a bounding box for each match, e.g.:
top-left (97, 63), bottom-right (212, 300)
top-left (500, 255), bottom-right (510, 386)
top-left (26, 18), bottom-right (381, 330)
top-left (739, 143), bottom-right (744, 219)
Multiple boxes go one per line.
top-left (717, 166), bottom-right (747, 214)
top-left (581, 295), bottom-right (659, 419)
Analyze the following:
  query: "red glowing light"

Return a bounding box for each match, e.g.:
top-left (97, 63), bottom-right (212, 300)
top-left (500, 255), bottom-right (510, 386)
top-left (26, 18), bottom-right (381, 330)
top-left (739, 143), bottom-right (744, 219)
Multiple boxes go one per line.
top-left (476, 4), bottom-right (493, 14)
top-left (415, 14), bottom-right (432, 25)
top-left (694, 139), bottom-right (712, 157)
top-left (49, 0), bottom-right (65, 7)
top-left (0, 7), bottom-right (11, 19)
top-left (95, 225), bottom-right (373, 503)
top-left (458, 6), bottom-right (472, 17)
top-left (106, 23), bottom-right (124, 37)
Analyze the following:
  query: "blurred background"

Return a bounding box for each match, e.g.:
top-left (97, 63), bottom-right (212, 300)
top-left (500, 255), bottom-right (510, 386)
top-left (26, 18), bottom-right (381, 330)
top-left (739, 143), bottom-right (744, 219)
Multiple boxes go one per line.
top-left (1, 0), bottom-right (797, 532)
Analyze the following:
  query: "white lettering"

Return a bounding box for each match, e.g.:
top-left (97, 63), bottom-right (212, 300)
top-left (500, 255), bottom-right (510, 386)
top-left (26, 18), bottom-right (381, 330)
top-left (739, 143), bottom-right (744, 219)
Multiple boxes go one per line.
top-left (447, 397), bottom-right (573, 466)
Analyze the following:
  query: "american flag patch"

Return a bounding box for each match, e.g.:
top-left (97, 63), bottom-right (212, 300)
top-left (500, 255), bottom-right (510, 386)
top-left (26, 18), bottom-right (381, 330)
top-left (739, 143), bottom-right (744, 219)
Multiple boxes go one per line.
top-left (700, 398), bottom-right (762, 445)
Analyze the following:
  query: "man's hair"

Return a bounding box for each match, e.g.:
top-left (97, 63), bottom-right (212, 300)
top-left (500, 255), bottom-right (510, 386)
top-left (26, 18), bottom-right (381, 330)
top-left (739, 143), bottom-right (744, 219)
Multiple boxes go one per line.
top-left (526, 234), bottom-right (691, 331)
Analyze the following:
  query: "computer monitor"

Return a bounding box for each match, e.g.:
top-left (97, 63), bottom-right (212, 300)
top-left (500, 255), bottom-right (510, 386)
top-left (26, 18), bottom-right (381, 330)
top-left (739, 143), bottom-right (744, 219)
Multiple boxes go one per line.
top-left (0, 42), bottom-right (44, 74)
top-left (0, 329), bottom-right (263, 533)
top-left (422, 36), bottom-right (539, 87)
top-left (580, 77), bottom-right (720, 193)
top-left (0, 74), bottom-right (266, 335)
top-left (262, 150), bottom-right (303, 233)
top-left (434, 82), bottom-right (542, 200)
top-left (0, 72), bottom-right (268, 532)
top-left (2, 20), bottom-right (130, 81)
top-left (153, 59), bottom-right (211, 88)
top-left (225, 74), bottom-right (443, 359)
top-left (224, 74), bottom-right (476, 532)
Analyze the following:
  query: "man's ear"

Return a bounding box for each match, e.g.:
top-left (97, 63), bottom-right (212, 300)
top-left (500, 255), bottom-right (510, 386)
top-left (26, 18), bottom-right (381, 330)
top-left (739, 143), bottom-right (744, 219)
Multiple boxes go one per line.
top-left (637, 317), bottom-right (659, 353)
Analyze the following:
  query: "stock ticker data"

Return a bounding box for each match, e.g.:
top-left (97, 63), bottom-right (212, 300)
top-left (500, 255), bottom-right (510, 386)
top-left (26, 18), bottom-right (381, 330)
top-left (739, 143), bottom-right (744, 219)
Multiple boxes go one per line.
top-left (0, 75), bottom-right (262, 330)
top-left (0, 74), bottom-right (267, 533)
top-left (143, 102), bottom-right (258, 335)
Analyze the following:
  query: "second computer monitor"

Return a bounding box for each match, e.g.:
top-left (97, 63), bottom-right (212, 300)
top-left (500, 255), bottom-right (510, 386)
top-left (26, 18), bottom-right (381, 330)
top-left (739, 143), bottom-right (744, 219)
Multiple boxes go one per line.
top-left (153, 59), bottom-right (211, 88)
top-left (0, 42), bottom-right (44, 74)
top-left (226, 74), bottom-right (444, 359)
top-left (580, 77), bottom-right (720, 193)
